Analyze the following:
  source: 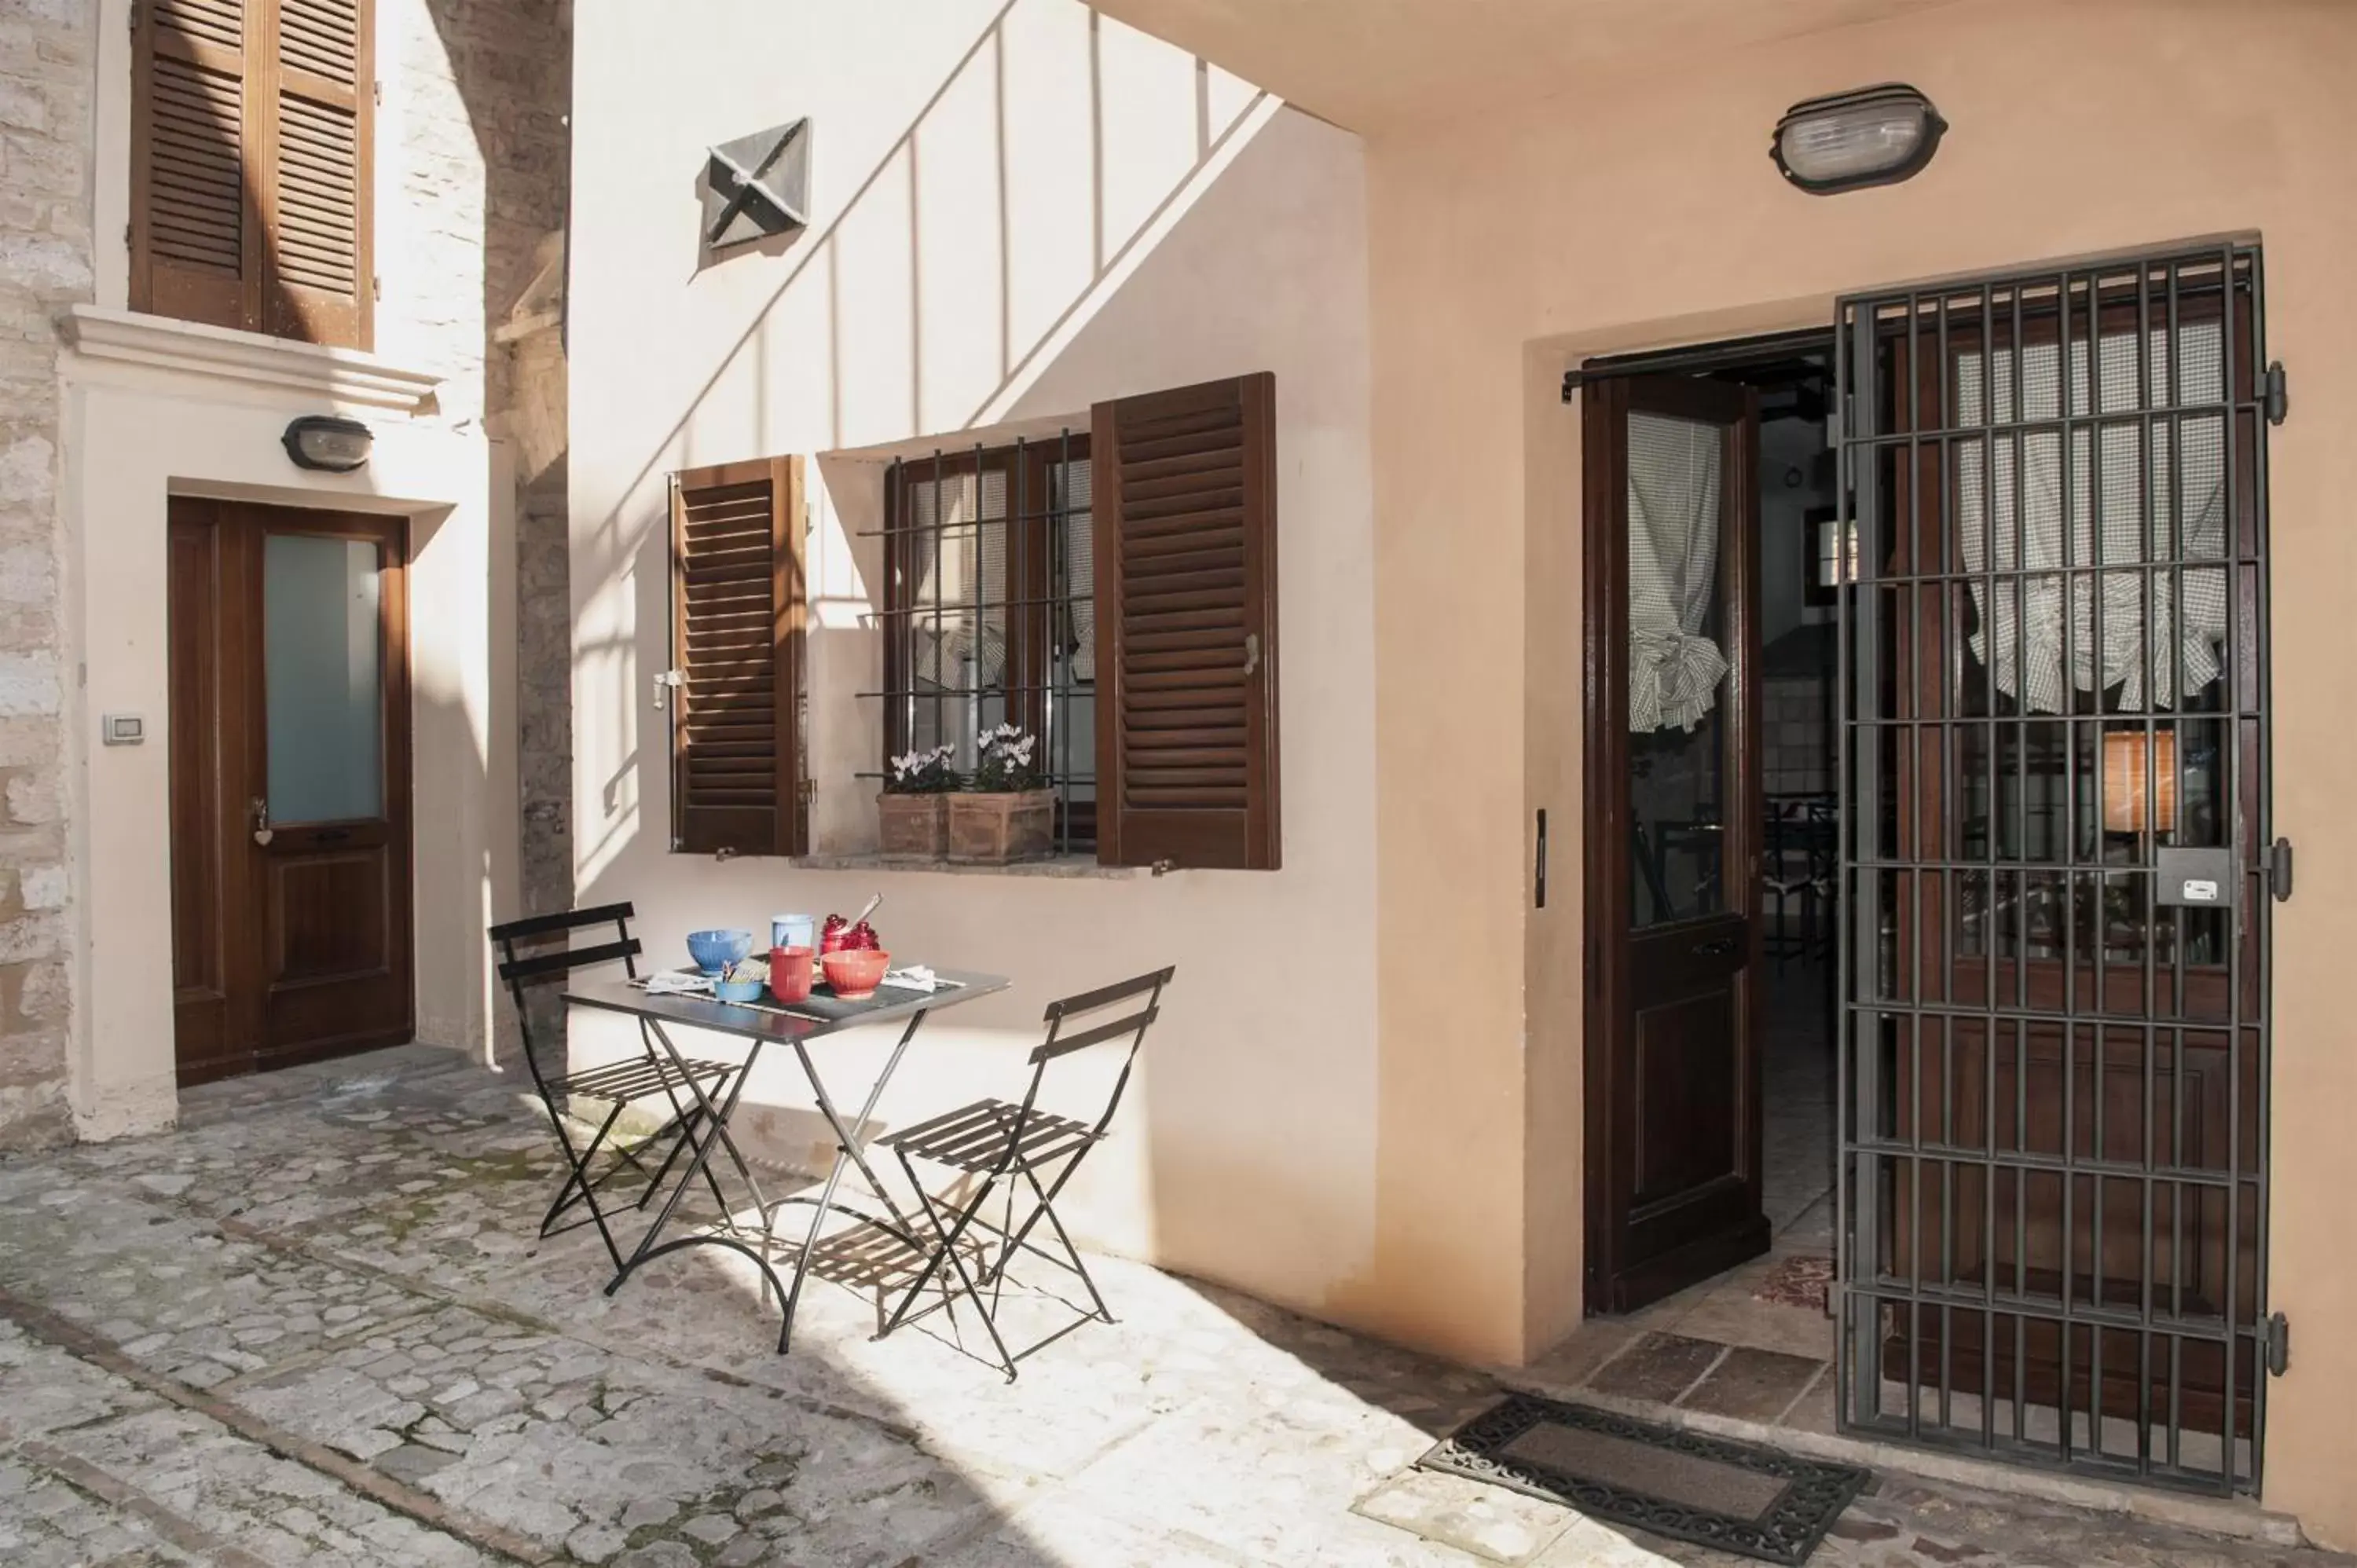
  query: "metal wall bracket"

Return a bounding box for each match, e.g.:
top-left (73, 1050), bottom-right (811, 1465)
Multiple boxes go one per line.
top-left (2265, 1312), bottom-right (2290, 1376)
top-left (2264, 361), bottom-right (2288, 426)
top-left (2265, 837), bottom-right (2294, 903)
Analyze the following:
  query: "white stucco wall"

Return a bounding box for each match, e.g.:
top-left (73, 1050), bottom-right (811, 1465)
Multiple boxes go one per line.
top-left (569, 0), bottom-right (1380, 1316)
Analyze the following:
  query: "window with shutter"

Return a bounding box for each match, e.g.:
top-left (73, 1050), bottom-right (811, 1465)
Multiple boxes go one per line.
top-left (1091, 373), bottom-right (1281, 870)
top-left (671, 457), bottom-right (808, 858)
top-left (132, 0), bottom-right (374, 350)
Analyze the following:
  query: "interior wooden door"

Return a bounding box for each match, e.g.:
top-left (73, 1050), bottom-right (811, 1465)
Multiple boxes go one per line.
top-left (1584, 373), bottom-right (1769, 1314)
top-left (170, 498), bottom-right (413, 1085)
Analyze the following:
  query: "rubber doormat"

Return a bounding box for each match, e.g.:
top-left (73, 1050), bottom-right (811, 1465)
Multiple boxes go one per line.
top-left (1419, 1393), bottom-right (1870, 1565)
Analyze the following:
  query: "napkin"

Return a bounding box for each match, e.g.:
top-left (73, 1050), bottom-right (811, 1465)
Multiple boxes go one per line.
top-left (640, 971), bottom-right (715, 995)
top-left (884, 965), bottom-right (943, 993)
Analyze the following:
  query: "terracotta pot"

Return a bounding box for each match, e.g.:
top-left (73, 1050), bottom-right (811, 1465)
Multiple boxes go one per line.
top-left (948, 789), bottom-right (1054, 863)
top-left (876, 791), bottom-right (949, 859)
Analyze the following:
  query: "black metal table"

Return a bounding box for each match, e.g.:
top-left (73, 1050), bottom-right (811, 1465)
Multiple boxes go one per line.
top-left (564, 967), bottom-right (1010, 1352)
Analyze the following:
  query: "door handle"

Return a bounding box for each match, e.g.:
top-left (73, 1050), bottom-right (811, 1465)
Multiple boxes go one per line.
top-left (250, 797), bottom-right (273, 847)
top-left (1692, 936), bottom-right (1738, 958)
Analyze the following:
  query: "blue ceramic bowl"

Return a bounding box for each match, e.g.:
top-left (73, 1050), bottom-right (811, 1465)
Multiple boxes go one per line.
top-left (687, 929), bottom-right (754, 975)
top-left (713, 978), bottom-right (765, 1003)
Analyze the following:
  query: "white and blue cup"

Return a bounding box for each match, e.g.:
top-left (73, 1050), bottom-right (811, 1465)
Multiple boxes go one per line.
top-left (771, 913), bottom-right (816, 953)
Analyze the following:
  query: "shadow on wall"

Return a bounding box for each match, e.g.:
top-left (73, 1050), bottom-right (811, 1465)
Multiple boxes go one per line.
top-left (574, 2), bottom-right (1273, 881)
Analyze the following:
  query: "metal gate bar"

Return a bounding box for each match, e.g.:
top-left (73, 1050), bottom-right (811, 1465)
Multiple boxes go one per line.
top-left (1834, 244), bottom-right (2275, 1495)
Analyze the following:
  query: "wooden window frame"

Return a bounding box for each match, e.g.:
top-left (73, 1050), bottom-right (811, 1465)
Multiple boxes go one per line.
top-left (882, 436), bottom-right (1098, 852)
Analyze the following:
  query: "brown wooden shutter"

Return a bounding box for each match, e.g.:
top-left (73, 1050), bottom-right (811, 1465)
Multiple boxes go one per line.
top-left (1092, 373), bottom-right (1280, 870)
top-left (132, 0), bottom-right (374, 349)
top-left (671, 457), bottom-right (808, 858)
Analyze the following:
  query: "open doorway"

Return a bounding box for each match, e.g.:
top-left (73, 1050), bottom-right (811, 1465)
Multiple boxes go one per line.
top-left (1578, 332), bottom-right (1838, 1322)
top-left (1574, 247), bottom-right (2276, 1500)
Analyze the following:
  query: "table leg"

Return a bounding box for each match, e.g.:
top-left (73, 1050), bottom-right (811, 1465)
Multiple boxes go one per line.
top-left (608, 1028), bottom-right (772, 1297)
top-left (774, 1007), bottom-right (929, 1354)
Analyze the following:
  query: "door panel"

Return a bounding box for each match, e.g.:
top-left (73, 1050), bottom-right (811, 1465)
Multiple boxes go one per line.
top-left (1833, 247), bottom-right (2274, 1494)
top-left (1585, 373), bottom-right (1769, 1315)
top-left (168, 499), bottom-right (412, 1084)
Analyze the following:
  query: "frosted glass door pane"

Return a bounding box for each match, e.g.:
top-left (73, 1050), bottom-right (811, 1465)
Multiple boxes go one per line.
top-left (266, 534), bottom-right (383, 823)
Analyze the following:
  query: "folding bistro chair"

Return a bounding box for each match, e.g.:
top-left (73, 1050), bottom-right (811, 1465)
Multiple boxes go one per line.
top-left (878, 966), bottom-right (1174, 1379)
top-left (489, 903), bottom-right (748, 1271)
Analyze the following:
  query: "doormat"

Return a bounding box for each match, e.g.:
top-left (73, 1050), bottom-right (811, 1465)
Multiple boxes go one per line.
top-left (1419, 1394), bottom-right (1869, 1566)
top-left (1752, 1254), bottom-right (1834, 1313)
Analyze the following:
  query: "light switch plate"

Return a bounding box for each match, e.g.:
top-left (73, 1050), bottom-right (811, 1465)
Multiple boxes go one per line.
top-left (101, 713), bottom-right (145, 746)
top-left (2155, 845), bottom-right (2235, 908)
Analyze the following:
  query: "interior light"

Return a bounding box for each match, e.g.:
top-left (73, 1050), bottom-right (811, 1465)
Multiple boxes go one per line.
top-left (282, 414), bottom-right (373, 472)
top-left (1772, 84), bottom-right (1945, 195)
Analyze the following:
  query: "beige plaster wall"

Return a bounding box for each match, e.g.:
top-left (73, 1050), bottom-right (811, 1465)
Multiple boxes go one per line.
top-left (567, 1), bottom-right (1382, 1321)
top-left (1362, 0), bottom-right (2357, 1540)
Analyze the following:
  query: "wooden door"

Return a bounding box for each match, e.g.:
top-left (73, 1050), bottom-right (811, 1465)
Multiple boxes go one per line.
top-left (170, 497), bottom-right (413, 1085)
top-left (1584, 374), bottom-right (1769, 1313)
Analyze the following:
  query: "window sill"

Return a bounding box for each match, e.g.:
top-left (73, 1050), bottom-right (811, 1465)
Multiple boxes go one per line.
top-left (57, 306), bottom-right (442, 414)
top-left (786, 852), bottom-right (1159, 881)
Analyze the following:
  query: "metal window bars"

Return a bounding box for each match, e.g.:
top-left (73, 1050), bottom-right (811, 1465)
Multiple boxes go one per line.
top-left (867, 433), bottom-right (1096, 854)
top-left (1833, 244), bottom-right (2276, 1496)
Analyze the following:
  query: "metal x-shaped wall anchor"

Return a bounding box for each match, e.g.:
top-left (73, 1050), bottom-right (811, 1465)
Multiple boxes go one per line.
top-left (703, 118), bottom-right (812, 251)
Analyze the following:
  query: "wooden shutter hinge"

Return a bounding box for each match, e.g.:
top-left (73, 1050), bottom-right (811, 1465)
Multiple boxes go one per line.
top-left (372, 275), bottom-right (382, 303)
top-left (2265, 1312), bottom-right (2290, 1376)
top-left (652, 669), bottom-right (683, 710)
top-left (2263, 362), bottom-right (2288, 427)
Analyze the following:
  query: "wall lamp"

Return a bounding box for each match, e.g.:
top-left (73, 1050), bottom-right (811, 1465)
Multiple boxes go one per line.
top-left (1771, 84), bottom-right (1945, 194)
top-left (282, 414), bottom-right (373, 472)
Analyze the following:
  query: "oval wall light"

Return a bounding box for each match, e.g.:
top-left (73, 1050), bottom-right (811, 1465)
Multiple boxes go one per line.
top-left (282, 414), bottom-right (374, 472)
top-left (1771, 84), bottom-right (1945, 194)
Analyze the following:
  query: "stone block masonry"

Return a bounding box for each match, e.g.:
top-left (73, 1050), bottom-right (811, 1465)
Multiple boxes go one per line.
top-left (0, 0), bottom-right (93, 1152)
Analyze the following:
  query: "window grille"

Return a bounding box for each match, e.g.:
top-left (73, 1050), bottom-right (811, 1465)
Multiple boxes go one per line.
top-left (874, 434), bottom-right (1096, 852)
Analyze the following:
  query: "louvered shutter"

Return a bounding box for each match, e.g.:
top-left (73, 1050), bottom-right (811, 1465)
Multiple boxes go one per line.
top-left (132, 0), bottom-right (373, 349)
top-left (1091, 374), bottom-right (1281, 870)
top-left (134, 0), bottom-right (254, 331)
top-left (264, 0), bottom-right (372, 345)
top-left (671, 458), bottom-right (808, 858)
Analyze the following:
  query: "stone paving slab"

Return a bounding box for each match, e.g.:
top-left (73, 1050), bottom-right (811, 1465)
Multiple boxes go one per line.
top-left (2, 1043), bottom-right (2352, 1568)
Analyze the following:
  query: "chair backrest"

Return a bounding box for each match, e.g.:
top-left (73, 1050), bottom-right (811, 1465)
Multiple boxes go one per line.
top-left (1006, 966), bottom-right (1175, 1154)
top-left (488, 903), bottom-right (642, 1086)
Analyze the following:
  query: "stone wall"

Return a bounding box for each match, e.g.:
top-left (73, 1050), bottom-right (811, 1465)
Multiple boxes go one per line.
top-left (0, 0), bottom-right (93, 1151)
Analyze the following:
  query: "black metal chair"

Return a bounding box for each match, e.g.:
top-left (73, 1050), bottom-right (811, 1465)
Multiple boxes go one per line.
top-left (877, 965), bottom-right (1174, 1379)
top-left (489, 902), bottom-right (746, 1271)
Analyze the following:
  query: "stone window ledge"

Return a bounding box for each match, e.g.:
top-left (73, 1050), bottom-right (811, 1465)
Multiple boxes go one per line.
top-left (780, 852), bottom-right (1163, 881)
top-left (58, 306), bottom-right (443, 414)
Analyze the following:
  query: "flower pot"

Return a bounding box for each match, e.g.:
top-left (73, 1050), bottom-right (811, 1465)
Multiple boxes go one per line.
top-left (876, 792), bottom-right (949, 859)
top-left (949, 789), bottom-right (1054, 864)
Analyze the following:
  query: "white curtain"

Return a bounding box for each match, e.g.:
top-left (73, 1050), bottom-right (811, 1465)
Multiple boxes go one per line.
top-left (1956, 321), bottom-right (2228, 713)
top-left (1626, 411), bottom-right (1728, 732)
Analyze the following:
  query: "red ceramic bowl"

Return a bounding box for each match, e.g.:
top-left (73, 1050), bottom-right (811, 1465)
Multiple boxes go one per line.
top-left (820, 947), bottom-right (890, 1001)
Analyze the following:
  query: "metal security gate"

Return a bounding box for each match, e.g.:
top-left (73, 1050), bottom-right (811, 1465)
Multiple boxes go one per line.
top-left (1832, 244), bottom-right (2283, 1494)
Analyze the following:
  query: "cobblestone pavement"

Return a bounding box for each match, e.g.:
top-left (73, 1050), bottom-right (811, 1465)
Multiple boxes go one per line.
top-left (0, 1046), bottom-right (2348, 1567)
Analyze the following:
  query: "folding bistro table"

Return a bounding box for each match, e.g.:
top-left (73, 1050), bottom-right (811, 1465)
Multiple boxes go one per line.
top-left (563, 967), bottom-right (1010, 1352)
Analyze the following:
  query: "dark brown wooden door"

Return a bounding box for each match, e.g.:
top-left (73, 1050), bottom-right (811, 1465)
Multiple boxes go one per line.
top-left (1584, 374), bottom-right (1769, 1313)
top-left (170, 497), bottom-right (412, 1086)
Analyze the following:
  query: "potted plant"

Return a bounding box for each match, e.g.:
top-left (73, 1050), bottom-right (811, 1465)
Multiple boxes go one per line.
top-left (878, 744), bottom-right (959, 859)
top-left (949, 724), bottom-right (1054, 863)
